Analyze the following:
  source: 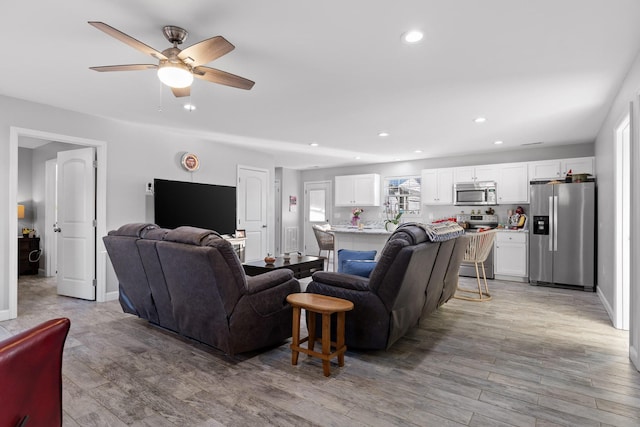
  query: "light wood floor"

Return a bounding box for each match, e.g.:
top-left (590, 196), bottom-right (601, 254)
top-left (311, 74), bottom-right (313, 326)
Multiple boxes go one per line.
top-left (1, 275), bottom-right (638, 426)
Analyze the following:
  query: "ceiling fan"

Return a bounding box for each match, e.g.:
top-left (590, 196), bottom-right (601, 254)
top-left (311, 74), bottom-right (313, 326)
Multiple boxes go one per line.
top-left (88, 21), bottom-right (254, 97)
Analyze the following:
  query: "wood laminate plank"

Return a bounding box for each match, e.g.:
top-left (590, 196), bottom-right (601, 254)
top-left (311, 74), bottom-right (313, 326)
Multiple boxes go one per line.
top-left (3, 275), bottom-right (639, 426)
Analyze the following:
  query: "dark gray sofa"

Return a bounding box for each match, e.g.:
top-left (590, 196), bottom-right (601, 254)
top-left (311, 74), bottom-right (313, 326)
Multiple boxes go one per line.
top-left (306, 223), bottom-right (468, 350)
top-left (103, 223), bottom-right (300, 355)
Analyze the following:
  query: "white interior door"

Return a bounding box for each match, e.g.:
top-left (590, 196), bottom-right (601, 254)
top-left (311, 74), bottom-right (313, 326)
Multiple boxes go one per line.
top-left (304, 181), bottom-right (332, 255)
top-left (56, 147), bottom-right (96, 300)
top-left (238, 166), bottom-right (268, 261)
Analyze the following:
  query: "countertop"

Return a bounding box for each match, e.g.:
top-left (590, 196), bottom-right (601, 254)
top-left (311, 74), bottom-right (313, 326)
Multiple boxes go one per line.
top-left (495, 228), bottom-right (528, 233)
top-left (330, 226), bottom-right (391, 235)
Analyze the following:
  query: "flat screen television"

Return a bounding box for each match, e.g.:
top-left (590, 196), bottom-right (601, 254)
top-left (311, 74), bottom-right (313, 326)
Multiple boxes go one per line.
top-left (154, 178), bottom-right (237, 236)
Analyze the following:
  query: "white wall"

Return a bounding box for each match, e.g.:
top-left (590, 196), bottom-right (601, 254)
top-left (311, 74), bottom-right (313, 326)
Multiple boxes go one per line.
top-left (0, 94), bottom-right (277, 313)
top-left (594, 50), bottom-right (640, 324)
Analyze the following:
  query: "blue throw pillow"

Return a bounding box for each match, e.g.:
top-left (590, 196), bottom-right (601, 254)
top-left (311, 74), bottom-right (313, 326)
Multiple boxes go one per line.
top-left (337, 249), bottom-right (377, 273)
top-left (342, 260), bottom-right (377, 277)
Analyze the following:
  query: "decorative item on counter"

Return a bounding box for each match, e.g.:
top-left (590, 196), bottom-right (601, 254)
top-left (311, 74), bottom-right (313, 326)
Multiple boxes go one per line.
top-left (282, 253), bottom-right (291, 263)
top-left (507, 206), bottom-right (527, 229)
top-left (351, 207), bottom-right (364, 226)
top-left (384, 209), bottom-right (403, 232)
top-left (264, 253), bottom-right (276, 264)
top-left (565, 169), bottom-right (572, 183)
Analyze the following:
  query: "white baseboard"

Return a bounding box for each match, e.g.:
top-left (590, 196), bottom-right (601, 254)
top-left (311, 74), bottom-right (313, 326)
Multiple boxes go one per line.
top-left (597, 287), bottom-right (617, 328)
top-left (105, 290), bottom-right (119, 301)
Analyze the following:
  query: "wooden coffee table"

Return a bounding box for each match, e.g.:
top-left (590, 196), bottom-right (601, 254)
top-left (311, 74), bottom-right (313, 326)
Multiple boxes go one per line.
top-left (242, 255), bottom-right (324, 279)
top-left (286, 293), bottom-right (354, 377)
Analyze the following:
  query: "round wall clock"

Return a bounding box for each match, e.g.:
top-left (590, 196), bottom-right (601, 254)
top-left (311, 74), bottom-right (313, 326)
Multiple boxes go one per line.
top-left (181, 153), bottom-right (200, 171)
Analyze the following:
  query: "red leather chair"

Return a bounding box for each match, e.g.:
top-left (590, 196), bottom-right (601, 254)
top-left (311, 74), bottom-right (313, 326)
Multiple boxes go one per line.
top-left (0, 318), bottom-right (71, 427)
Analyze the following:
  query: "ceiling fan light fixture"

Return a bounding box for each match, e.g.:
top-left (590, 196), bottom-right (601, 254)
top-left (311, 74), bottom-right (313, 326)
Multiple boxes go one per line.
top-left (157, 61), bottom-right (193, 88)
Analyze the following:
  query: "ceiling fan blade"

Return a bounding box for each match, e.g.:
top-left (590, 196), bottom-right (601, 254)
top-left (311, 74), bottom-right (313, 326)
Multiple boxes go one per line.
top-left (179, 36), bottom-right (235, 67)
top-left (89, 64), bottom-right (158, 72)
top-left (171, 86), bottom-right (191, 97)
top-left (88, 21), bottom-right (167, 61)
top-left (193, 66), bottom-right (255, 90)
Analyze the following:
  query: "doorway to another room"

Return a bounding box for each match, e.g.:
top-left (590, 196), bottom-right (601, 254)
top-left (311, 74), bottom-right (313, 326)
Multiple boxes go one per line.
top-left (7, 127), bottom-right (108, 321)
top-left (303, 181), bottom-right (332, 257)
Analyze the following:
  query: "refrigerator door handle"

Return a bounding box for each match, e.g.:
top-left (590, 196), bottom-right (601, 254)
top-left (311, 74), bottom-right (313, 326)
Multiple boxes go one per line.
top-left (549, 196), bottom-right (554, 252)
top-left (553, 195), bottom-right (558, 252)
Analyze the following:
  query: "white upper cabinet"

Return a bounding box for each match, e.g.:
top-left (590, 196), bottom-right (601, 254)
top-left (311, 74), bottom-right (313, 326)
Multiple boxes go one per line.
top-left (421, 169), bottom-right (454, 205)
top-left (453, 165), bottom-right (498, 182)
top-left (529, 157), bottom-right (594, 181)
top-left (497, 163), bottom-right (529, 204)
top-left (562, 157), bottom-right (594, 176)
top-left (528, 160), bottom-right (561, 180)
top-left (335, 174), bottom-right (381, 206)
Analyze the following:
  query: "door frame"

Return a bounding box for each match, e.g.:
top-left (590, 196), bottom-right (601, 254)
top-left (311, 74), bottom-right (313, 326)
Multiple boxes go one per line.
top-left (630, 97), bottom-right (640, 370)
top-left (7, 127), bottom-right (108, 320)
top-left (614, 112), bottom-right (631, 330)
top-left (44, 158), bottom-right (57, 277)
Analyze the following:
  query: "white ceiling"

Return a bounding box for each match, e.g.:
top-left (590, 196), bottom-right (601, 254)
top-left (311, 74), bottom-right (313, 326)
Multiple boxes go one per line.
top-left (5, 1), bottom-right (640, 169)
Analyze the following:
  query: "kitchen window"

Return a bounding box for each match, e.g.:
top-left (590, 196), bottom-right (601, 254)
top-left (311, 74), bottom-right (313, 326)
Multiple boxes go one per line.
top-left (384, 176), bottom-right (421, 215)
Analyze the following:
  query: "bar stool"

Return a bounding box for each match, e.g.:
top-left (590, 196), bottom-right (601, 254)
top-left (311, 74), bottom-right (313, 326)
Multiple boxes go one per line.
top-left (286, 293), bottom-right (354, 376)
top-left (455, 229), bottom-right (497, 302)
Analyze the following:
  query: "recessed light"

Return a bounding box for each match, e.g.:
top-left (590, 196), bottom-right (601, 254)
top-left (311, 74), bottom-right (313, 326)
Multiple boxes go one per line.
top-left (378, 132), bottom-right (390, 137)
top-left (309, 143), bottom-right (319, 147)
top-left (183, 103), bottom-right (196, 111)
top-left (494, 140), bottom-right (504, 145)
top-left (474, 117), bottom-right (487, 123)
top-left (414, 150), bottom-right (423, 153)
top-left (355, 156), bottom-right (361, 160)
top-left (402, 30), bottom-right (424, 44)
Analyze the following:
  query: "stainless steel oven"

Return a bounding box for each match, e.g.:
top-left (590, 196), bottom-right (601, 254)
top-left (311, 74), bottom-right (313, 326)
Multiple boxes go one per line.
top-left (454, 181), bottom-right (497, 206)
top-left (457, 214), bottom-right (498, 279)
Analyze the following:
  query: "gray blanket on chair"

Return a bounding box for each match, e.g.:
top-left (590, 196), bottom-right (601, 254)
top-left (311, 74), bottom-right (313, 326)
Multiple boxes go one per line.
top-left (414, 221), bottom-right (465, 242)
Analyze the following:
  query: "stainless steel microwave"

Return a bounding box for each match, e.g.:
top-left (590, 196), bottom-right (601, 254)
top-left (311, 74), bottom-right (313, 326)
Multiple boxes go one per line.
top-left (454, 181), bottom-right (497, 206)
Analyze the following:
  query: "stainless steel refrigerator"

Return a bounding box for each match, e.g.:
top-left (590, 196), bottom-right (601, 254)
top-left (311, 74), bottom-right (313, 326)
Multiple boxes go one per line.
top-left (529, 181), bottom-right (595, 291)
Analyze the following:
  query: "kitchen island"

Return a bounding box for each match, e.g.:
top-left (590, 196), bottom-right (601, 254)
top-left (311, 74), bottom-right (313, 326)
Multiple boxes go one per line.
top-left (330, 227), bottom-right (392, 270)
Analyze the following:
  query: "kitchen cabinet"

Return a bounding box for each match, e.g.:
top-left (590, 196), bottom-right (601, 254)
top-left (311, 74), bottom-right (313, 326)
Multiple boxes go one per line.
top-left (453, 165), bottom-right (498, 183)
top-left (529, 157), bottom-right (594, 181)
top-left (497, 163), bottom-right (529, 204)
top-left (494, 231), bottom-right (528, 281)
top-left (562, 157), bottom-right (594, 176)
top-left (334, 173), bottom-right (381, 206)
top-left (421, 168), bottom-right (453, 205)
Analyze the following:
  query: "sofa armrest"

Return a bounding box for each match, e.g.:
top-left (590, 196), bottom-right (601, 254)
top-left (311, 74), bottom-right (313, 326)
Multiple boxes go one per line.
top-left (310, 271), bottom-right (370, 291)
top-left (246, 269), bottom-right (296, 294)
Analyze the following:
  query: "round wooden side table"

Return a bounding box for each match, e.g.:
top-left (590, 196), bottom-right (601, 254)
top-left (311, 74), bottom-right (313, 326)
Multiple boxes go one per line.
top-left (286, 293), bottom-right (354, 377)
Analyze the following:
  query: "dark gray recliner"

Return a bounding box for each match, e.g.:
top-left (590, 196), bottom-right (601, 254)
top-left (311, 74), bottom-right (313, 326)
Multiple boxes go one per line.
top-left (104, 223), bottom-right (300, 355)
top-left (305, 223), bottom-right (468, 350)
